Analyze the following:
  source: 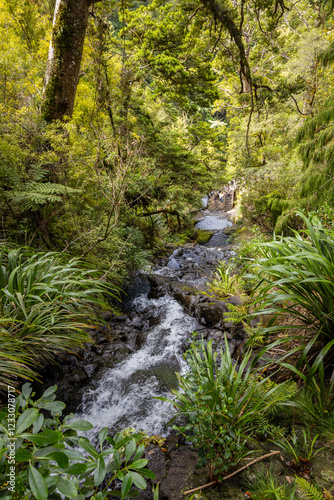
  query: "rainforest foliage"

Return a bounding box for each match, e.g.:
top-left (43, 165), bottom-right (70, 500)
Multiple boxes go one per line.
top-left (0, 0), bottom-right (333, 266)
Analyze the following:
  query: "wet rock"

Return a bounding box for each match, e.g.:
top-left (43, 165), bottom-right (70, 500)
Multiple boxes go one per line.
top-left (168, 257), bottom-right (181, 271)
top-left (160, 448), bottom-right (199, 500)
top-left (166, 435), bottom-right (182, 452)
top-left (114, 314), bottom-right (127, 323)
top-left (145, 445), bottom-right (167, 485)
top-left (132, 316), bottom-right (143, 329)
top-left (193, 301), bottom-right (228, 328)
top-left (68, 368), bottom-right (88, 385)
top-left (84, 364), bottom-right (96, 379)
top-left (100, 311), bottom-right (113, 321)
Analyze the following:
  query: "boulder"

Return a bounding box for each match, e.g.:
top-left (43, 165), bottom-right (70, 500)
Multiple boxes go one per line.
top-left (160, 448), bottom-right (199, 500)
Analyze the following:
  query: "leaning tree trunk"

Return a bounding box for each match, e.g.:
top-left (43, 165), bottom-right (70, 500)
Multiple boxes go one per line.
top-left (42, 0), bottom-right (100, 122)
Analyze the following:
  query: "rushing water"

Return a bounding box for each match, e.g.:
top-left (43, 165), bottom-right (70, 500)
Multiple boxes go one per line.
top-left (77, 292), bottom-right (199, 439)
top-left (75, 208), bottom-right (234, 440)
top-left (195, 214), bottom-right (232, 230)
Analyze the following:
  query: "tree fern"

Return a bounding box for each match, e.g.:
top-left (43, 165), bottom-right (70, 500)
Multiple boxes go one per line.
top-left (295, 477), bottom-right (332, 500)
top-left (295, 37), bottom-right (334, 209)
top-left (7, 182), bottom-right (82, 211)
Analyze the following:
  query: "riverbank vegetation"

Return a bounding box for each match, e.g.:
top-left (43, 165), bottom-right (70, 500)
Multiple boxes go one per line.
top-left (179, 211), bottom-right (334, 498)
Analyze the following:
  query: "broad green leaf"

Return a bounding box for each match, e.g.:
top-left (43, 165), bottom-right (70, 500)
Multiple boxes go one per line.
top-left (22, 429), bottom-right (63, 446)
top-left (28, 464), bottom-right (48, 500)
top-left (43, 402), bottom-right (66, 414)
top-left (63, 420), bottom-right (93, 432)
top-left (40, 385), bottom-right (58, 400)
top-left (33, 414), bottom-right (44, 434)
top-left (99, 427), bottom-right (108, 449)
top-left (45, 451), bottom-right (69, 468)
top-left (64, 463), bottom-right (87, 475)
top-left (121, 472), bottom-right (133, 499)
top-left (21, 383), bottom-right (32, 400)
top-left (125, 439), bottom-right (136, 462)
top-left (131, 472), bottom-right (146, 490)
top-left (57, 477), bottom-right (78, 497)
top-left (63, 449), bottom-right (88, 461)
top-left (15, 448), bottom-right (33, 462)
top-left (78, 437), bottom-right (98, 457)
top-left (94, 456), bottom-right (106, 486)
top-left (16, 408), bottom-right (39, 434)
top-left (139, 468), bottom-right (156, 479)
top-left (129, 459), bottom-right (148, 470)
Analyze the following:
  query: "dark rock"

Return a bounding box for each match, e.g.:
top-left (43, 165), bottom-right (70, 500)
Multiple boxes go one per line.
top-left (114, 314), bottom-right (127, 323)
top-left (193, 301), bottom-right (228, 327)
top-left (145, 445), bottom-right (168, 485)
top-left (226, 295), bottom-right (243, 306)
top-left (100, 311), bottom-right (113, 321)
top-left (68, 368), bottom-right (88, 385)
top-left (84, 364), bottom-right (96, 378)
top-left (166, 435), bottom-right (181, 452)
top-left (160, 448), bottom-right (199, 500)
top-left (168, 257), bottom-right (181, 271)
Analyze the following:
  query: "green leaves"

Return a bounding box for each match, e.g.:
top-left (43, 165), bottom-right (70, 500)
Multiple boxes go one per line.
top-left (16, 408), bottom-right (39, 434)
top-left (0, 383), bottom-right (154, 500)
top-left (57, 477), bottom-right (78, 497)
top-left (247, 212), bottom-right (334, 416)
top-left (0, 246), bottom-right (118, 389)
top-left (121, 473), bottom-right (133, 499)
top-left (94, 457), bottom-right (106, 486)
top-left (63, 420), bottom-right (94, 432)
top-left (28, 464), bottom-right (48, 500)
top-left (166, 337), bottom-right (289, 477)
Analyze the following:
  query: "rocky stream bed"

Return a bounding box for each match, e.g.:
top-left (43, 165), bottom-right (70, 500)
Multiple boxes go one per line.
top-left (37, 207), bottom-right (334, 500)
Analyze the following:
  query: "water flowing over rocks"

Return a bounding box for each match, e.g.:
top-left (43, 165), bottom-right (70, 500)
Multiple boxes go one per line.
top-left (37, 207), bottom-right (242, 421)
top-left (35, 203), bottom-right (334, 499)
top-left (35, 206), bottom-right (255, 498)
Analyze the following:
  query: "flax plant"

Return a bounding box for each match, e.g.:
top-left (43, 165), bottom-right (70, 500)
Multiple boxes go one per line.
top-left (0, 246), bottom-right (118, 389)
top-left (246, 211), bottom-right (334, 415)
top-left (160, 337), bottom-right (290, 480)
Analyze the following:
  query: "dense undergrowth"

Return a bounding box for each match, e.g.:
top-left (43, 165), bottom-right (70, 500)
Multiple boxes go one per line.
top-left (159, 211), bottom-right (334, 499)
top-left (0, 245), bottom-right (118, 390)
top-left (0, 384), bottom-right (156, 500)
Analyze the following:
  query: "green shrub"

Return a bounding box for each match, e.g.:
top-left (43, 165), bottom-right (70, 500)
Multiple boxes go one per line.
top-left (0, 384), bottom-right (154, 500)
top-left (247, 212), bottom-right (334, 404)
top-left (208, 262), bottom-right (245, 298)
top-left (0, 246), bottom-right (118, 389)
top-left (243, 464), bottom-right (295, 500)
top-left (160, 337), bottom-right (290, 480)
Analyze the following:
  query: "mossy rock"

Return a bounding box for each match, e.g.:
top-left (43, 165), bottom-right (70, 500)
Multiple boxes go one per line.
top-left (233, 226), bottom-right (254, 243)
top-left (195, 230), bottom-right (214, 244)
top-left (223, 225), bottom-right (238, 235)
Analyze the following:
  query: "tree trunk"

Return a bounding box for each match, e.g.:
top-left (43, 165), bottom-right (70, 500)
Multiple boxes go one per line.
top-left (42, 0), bottom-right (100, 122)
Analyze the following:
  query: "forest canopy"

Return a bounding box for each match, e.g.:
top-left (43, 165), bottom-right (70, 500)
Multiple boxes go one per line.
top-left (0, 0), bottom-right (333, 268)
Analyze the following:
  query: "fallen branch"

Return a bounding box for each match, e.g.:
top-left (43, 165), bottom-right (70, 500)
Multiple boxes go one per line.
top-left (183, 450), bottom-right (280, 495)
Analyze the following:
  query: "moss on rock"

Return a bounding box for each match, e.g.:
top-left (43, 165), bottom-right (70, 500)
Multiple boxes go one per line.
top-left (195, 229), bottom-right (214, 244)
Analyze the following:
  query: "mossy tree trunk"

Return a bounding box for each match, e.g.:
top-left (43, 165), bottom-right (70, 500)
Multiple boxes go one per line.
top-left (42, 0), bottom-right (100, 122)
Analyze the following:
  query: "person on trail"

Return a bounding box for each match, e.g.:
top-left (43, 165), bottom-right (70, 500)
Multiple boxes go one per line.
top-left (219, 192), bottom-right (224, 202)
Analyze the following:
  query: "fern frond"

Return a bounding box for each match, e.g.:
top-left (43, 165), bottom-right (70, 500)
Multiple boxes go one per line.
top-left (7, 182), bottom-right (82, 211)
top-left (295, 477), bottom-right (328, 500)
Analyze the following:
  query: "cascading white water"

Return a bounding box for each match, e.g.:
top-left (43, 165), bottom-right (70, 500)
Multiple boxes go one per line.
top-left (77, 293), bottom-right (199, 440)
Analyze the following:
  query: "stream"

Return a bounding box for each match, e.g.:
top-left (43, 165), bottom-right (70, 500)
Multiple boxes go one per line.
top-left (41, 208), bottom-right (238, 441)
